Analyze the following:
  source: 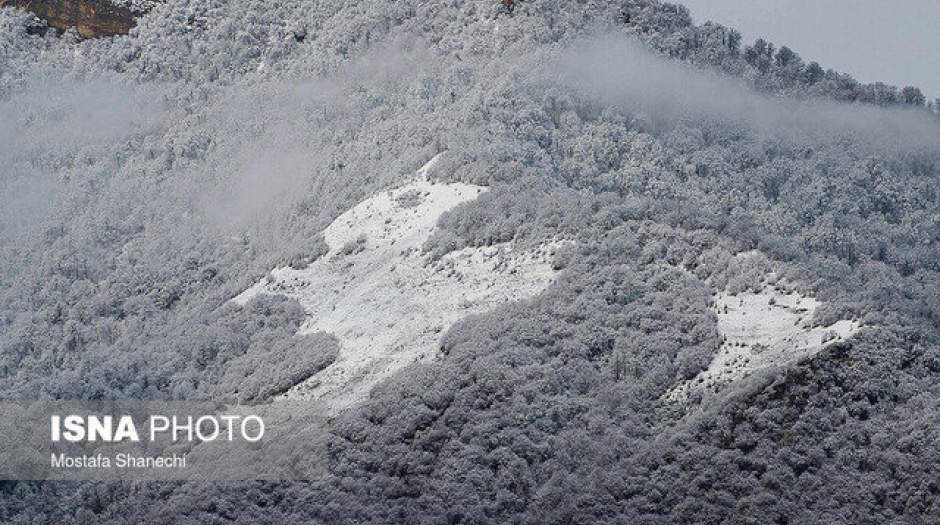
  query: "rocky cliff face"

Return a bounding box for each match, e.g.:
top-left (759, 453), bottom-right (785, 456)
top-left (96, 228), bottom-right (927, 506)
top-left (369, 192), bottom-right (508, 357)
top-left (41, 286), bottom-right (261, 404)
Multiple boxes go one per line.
top-left (0, 0), bottom-right (138, 38)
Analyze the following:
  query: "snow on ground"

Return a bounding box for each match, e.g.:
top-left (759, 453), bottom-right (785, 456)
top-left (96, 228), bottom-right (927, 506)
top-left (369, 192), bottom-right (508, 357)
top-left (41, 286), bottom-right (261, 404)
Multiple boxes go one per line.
top-left (233, 153), bottom-right (563, 412)
top-left (667, 286), bottom-right (861, 403)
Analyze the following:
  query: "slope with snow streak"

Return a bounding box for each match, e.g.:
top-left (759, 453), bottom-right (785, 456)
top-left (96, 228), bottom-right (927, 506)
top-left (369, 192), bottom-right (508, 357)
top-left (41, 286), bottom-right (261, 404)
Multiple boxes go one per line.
top-left (667, 287), bottom-right (861, 403)
top-left (233, 154), bottom-right (563, 412)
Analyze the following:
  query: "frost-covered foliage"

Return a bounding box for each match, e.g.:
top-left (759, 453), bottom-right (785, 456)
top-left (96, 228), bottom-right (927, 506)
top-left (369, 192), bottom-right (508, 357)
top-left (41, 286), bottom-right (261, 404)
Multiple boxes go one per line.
top-left (2, 0), bottom-right (940, 523)
top-left (216, 331), bottom-right (338, 403)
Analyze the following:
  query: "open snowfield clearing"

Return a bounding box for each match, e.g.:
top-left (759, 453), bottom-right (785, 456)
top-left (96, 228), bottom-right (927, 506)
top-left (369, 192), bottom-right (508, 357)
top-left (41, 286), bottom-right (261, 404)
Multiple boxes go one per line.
top-left (234, 154), bottom-right (563, 412)
top-left (667, 287), bottom-right (861, 403)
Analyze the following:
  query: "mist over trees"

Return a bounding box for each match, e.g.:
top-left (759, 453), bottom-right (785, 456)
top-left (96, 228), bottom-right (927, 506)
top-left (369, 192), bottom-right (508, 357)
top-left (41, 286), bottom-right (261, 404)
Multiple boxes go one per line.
top-left (1, 0), bottom-right (940, 523)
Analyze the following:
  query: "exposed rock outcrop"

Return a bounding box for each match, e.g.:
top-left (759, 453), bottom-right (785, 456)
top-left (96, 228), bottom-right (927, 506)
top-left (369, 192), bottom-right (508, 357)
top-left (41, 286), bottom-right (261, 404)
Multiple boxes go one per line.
top-left (1, 0), bottom-right (142, 38)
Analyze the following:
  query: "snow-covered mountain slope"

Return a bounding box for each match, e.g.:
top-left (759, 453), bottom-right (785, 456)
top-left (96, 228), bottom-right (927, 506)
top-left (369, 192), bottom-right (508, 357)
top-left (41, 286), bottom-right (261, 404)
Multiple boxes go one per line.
top-left (668, 285), bottom-right (861, 403)
top-left (4, 0), bottom-right (940, 520)
top-left (233, 153), bottom-right (564, 412)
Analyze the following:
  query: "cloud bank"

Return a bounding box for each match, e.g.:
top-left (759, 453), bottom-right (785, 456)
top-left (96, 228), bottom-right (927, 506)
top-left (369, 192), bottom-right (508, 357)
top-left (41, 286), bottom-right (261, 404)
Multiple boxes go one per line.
top-left (555, 35), bottom-right (940, 151)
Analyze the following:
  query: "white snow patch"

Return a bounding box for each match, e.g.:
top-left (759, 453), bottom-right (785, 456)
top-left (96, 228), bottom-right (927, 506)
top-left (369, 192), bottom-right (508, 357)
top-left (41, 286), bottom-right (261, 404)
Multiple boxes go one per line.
top-left (667, 287), bottom-right (860, 402)
top-left (233, 153), bottom-right (563, 412)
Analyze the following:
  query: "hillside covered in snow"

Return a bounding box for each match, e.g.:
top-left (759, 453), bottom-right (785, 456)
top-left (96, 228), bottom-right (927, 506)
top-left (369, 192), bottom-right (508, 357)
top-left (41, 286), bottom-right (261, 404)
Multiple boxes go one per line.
top-left (2, 0), bottom-right (940, 523)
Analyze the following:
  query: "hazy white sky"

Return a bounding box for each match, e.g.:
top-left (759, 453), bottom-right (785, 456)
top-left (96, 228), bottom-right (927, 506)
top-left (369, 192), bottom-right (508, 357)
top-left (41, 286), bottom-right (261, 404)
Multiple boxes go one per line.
top-left (678, 0), bottom-right (940, 100)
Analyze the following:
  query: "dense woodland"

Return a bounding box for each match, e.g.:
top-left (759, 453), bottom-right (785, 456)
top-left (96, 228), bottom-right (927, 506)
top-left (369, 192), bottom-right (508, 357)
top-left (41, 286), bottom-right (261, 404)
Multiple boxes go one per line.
top-left (1, 0), bottom-right (939, 523)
